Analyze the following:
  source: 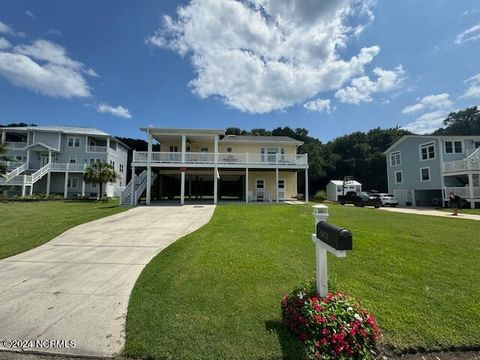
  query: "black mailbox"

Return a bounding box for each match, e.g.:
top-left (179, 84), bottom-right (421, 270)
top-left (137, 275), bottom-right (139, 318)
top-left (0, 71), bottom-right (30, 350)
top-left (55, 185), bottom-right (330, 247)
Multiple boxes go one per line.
top-left (316, 222), bottom-right (353, 251)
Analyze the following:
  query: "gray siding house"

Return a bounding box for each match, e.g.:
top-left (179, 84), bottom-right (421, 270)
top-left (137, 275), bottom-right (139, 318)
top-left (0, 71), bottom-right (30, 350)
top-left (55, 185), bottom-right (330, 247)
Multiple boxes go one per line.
top-left (0, 126), bottom-right (128, 198)
top-left (385, 135), bottom-right (480, 208)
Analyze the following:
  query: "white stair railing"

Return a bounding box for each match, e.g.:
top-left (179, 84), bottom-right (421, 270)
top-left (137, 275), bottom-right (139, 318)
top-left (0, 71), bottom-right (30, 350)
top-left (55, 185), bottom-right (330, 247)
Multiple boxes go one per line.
top-left (31, 163), bottom-right (51, 184)
top-left (5, 162), bottom-right (28, 181)
top-left (119, 170), bottom-right (150, 206)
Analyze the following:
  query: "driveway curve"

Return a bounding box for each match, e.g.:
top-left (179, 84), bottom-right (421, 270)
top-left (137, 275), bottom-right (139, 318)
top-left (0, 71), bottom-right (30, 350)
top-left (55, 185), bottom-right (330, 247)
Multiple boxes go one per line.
top-left (0, 205), bottom-right (215, 358)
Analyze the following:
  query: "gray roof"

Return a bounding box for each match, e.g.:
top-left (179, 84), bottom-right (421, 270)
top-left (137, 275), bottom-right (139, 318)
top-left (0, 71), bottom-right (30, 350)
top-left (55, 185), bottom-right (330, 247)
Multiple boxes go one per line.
top-left (1, 125), bottom-right (110, 136)
top-left (1, 125), bottom-right (130, 149)
top-left (220, 135), bottom-right (303, 145)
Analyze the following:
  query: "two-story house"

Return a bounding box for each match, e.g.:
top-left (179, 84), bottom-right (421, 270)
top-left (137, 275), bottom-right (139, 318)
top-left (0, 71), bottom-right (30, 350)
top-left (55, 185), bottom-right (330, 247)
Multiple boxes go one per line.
top-left (120, 127), bottom-right (309, 206)
top-left (0, 126), bottom-right (129, 198)
top-left (384, 135), bottom-right (480, 208)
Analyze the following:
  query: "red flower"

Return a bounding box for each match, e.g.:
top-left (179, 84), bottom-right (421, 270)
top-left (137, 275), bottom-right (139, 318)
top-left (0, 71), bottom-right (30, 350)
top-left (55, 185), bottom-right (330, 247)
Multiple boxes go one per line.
top-left (322, 328), bottom-right (328, 336)
top-left (321, 338), bottom-right (327, 345)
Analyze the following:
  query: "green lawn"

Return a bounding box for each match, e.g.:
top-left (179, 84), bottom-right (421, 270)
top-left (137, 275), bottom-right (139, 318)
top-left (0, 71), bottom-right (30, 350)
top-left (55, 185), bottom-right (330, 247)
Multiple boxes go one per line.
top-left (125, 204), bottom-right (480, 359)
top-left (0, 200), bottom-right (127, 259)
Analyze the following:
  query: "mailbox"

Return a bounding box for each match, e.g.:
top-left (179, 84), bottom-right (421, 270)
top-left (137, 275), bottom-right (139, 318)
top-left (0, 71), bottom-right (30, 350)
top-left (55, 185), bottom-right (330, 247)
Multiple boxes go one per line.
top-left (316, 221), bottom-right (352, 251)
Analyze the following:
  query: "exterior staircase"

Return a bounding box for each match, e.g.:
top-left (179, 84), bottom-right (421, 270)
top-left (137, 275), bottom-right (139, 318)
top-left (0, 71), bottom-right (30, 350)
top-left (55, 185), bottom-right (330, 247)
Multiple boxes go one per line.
top-left (120, 170), bottom-right (157, 206)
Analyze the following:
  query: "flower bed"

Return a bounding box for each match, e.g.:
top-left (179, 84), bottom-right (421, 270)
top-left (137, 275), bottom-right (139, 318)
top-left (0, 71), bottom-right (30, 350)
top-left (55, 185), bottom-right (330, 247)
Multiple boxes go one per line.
top-left (281, 282), bottom-right (380, 359)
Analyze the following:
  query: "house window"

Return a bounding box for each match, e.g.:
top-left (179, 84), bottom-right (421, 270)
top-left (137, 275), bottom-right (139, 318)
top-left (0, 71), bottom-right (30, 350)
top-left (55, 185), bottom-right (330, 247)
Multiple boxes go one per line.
top-left (89, 158), bottom-right (101, 164)
top-left (169, 146), bottom-right (178, 152)
top-left (278, 179), bottom-right (285, 189)
top-left (200, 147), bottom-right (209, 152)
top-left (445, 140), bottom-right (463, 154)
top-left (69, 156), bottom-right (76, 164)
top-left (227, 147), bottom-right (232, 153)
top-left (420, 142), bottom-right (435, 160)
top-left (110, 160), bottom-right (115, 167)
top-left (390, 151), bottom-right (401, 166)
top-left (15, 155), bottom-right (23, 161)
top-left (119, 164), bottom-right (124, 173)
top-left (256, 179), bottom-right (265, 189)
top-left (474, 140), bottom-right (480, 149)
top-left (67, 137), bottom-right (80, 147)
top-left (395, 171), bottom-right (403, 184)
top-left (420, 167), bottom-right (431, 182)
top-left (68, 178), bottom-right (79, 188)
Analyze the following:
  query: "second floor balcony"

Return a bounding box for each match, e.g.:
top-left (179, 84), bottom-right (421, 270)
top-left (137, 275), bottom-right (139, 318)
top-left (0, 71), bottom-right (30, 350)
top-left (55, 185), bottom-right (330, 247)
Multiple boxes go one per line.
top-left (443, 150), bottom-right (480, 173)
top-left (132, 151), bottom-right (308, 167)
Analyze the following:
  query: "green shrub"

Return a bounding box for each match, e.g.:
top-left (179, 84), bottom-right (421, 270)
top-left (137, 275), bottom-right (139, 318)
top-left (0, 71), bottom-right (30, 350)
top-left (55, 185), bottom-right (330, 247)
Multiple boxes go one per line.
top-left (314, 190), bottom-right (327, 202)
top-left (281, 281), bottom-right (380, 359)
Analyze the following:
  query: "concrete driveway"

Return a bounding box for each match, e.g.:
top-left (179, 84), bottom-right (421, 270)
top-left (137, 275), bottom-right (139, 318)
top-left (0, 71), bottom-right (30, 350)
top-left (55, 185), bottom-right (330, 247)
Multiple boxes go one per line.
top-left (379, 206), bottom-right (480, 221)
top-left (0, 205), bottom-right (215, 358)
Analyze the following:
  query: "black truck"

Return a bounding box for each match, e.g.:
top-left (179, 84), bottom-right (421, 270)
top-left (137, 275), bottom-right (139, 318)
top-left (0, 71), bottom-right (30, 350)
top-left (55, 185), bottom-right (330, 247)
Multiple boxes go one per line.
top-left (338, 191), bottom-right (382, 208)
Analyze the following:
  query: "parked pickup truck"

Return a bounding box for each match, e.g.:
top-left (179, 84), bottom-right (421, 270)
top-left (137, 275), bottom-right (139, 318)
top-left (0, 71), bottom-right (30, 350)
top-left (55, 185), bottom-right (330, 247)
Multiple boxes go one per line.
top-left (338, 191), bottom-right (382, 208)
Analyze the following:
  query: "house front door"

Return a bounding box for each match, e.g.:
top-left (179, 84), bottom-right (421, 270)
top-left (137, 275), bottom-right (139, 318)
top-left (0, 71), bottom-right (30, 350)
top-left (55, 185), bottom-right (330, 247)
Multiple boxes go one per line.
top-left (41, 155), bottom-right (49, 167)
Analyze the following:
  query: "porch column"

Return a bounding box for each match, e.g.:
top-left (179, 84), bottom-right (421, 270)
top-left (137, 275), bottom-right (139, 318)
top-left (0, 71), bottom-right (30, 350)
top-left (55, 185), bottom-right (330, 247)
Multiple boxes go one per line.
top-left (245, 168), bottom-right (249, 203)
top-left (146, 131), bottom-right (152, 205)
top-left (46, 151), bottom-right (52, 196)
top-left (26, 149), bottom-right (30, 165)
top-left (214, 135), bottom-right (219, 163)
top-left (213, 167), bottom-right (218, 204)
top-left (21, 175), bottom-right (26, 197)
top-left (180, 170), bottom-right (185, 205)
top-left (131, 166), bottom-right (136, 206)
top-left (29, 185), bottom-right (33, 196)
top-left (181, 135), bottom-right (186, 163)
top-left (305, 168), bottom-right (309, 203)
top-left (468, 173), bottom-right (474, 209)
top-left (81, 179), bottom-right (86, 197)
top-left (276, 168), bottom-right (279, 203)
top-left (64, 172), bottom-right (69, 199)
top-left (1, 130), bottom-right (5, 143)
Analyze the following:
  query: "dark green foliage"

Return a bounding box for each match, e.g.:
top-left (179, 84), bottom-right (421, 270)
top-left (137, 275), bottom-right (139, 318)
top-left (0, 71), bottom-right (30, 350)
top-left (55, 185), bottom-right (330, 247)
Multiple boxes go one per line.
top-left (434, 106), bottom-right (480, 135)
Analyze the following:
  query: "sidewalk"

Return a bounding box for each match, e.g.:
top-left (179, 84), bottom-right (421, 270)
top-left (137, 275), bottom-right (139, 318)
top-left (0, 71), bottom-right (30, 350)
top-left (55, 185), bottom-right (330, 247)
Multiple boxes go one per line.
top-left (379, 207), bottom-right (480, 221)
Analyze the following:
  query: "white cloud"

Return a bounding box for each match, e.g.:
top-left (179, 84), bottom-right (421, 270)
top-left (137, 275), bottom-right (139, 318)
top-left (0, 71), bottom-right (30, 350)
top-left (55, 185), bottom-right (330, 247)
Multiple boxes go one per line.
top-left (0, 37), bottom-right (10, 50)
top-left (402, 93), bottom-right (453, 134)
top-left (460, 73), bottom-right (480, 99)
top-left (96, 103), bottom-right (132, 119)
top-left (147, 0), bottom-right (379, 113)
top-left (455, 23), bottom-right (480, 45)
top-left (0, 20), bottom-right (13, 35)
top-left (25, 10), bottom-right (35, 19)
top-left (402, 93), bottom-right (452, 114)
top-left (303, 98), bottom-right (333, 113)
top-left (0, 39), bottom-right (96, 98)
top-left (335, 65), bottom-right (405, 104)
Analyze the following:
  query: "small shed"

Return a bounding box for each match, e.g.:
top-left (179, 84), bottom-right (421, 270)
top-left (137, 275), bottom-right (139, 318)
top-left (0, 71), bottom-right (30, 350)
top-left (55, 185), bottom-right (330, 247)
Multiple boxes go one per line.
top-left (326, 180), bottom-right (362, 202)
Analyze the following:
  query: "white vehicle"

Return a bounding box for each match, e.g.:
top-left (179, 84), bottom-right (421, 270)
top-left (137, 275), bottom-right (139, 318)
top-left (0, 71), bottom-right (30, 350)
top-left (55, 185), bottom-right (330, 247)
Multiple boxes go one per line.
top-left (379, 193), bottom-right (399, 207)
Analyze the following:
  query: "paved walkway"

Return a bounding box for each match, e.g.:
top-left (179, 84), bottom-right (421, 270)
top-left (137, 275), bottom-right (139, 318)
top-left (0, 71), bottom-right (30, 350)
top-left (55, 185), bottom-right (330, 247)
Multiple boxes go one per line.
top-left (379, 206), bottom-right (480, 221)
top-left (0, 205), bottom-right (215, 358)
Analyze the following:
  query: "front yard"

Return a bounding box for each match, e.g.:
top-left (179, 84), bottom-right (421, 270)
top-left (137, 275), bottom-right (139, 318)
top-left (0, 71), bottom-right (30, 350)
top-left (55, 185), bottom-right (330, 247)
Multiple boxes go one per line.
top-left (125, 204), bottom-right (480, 359)
top-left (0, 200), bottom-right (127, 259)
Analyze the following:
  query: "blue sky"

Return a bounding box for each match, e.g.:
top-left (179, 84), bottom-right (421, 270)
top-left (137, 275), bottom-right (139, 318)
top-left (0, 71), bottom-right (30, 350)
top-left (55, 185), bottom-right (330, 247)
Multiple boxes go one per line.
top-left (0, 0), bottom-right (479, 142)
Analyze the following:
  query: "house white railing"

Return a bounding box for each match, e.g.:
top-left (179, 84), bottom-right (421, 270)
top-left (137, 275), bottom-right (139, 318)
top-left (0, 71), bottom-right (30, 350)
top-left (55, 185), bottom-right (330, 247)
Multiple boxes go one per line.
top-left (443, 149), bottom-right (480, 173)
top-left (50, 163), bottom-right (87, 172)
top-left (119, 170), bottom-right (149, 206)
top-left (444, 186), bottom-right (480, 199)
top-left (5, 162), bottom-right (28, 181)
top-left (31, 163), bottom-right (51, 183)
top-left (132, 151), bottom-right (308, 166)
top-left (87, 145), bottom-right (107, 153)
top-left (5, 141), bottom-right (27, 149)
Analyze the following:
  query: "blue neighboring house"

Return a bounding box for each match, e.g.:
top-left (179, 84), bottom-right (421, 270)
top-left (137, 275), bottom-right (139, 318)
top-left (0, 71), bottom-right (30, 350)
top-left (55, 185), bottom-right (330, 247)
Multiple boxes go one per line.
top-left (384, 135), bottom-right (480, 208)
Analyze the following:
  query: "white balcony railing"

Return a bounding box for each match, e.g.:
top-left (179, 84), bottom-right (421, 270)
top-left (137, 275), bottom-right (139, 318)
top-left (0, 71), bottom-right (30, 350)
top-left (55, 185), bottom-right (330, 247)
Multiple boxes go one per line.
top-left (87, 145), bottom-right (107, 153)
top-left (5, 141), bottom-right (27, 149)
top-left (443, 148), bottom-right (480, 173)
top-left (444, 186), bottom-right (480, 199)
top-left (132, 151), bottom-right (308, 166)
top-left (50, 163), bottom-right (87, 171)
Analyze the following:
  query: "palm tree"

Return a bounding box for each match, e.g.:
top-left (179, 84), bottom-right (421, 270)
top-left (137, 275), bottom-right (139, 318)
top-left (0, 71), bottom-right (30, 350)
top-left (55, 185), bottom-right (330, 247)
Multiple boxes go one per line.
top-left (83, 161), bottom-right (119, 200)
top-left (0, 142), bottom-right (11, 178)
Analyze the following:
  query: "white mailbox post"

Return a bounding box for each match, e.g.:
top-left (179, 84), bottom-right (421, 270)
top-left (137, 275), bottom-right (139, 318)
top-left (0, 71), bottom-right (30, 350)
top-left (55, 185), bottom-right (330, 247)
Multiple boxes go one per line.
top-left (311, 204), bottom-right (352, 297)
